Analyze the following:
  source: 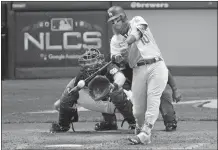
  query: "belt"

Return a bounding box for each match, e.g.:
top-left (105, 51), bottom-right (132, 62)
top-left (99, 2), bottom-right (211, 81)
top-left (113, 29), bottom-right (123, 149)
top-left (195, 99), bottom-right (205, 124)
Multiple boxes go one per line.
top-left (136, 57), bottom-right (162, 67)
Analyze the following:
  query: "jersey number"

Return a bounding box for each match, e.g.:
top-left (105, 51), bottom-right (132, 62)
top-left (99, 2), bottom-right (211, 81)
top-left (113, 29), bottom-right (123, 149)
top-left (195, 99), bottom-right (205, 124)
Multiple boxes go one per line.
top-left (141, 34), bottom-right (150, 45)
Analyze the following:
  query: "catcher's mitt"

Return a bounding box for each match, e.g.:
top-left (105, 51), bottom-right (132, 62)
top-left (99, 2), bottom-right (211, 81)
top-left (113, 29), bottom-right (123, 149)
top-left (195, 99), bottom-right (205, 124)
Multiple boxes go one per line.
top-left (88, 75), bottom-right (112, 101)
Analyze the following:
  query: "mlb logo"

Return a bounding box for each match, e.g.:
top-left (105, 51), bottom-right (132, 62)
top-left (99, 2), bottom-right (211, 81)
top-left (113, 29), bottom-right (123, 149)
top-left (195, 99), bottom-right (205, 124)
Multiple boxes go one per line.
top-left (51, 18), bottom-right (73, 31)
top-left (108, 12), bottom-right (113, 17)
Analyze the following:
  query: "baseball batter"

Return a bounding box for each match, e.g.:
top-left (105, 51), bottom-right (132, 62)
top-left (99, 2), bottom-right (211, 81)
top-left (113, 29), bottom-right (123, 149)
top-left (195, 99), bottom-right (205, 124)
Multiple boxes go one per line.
top-left (108, 6), bottom-right (169, 144)
top-left (110, 35), bottom-right (181, 132)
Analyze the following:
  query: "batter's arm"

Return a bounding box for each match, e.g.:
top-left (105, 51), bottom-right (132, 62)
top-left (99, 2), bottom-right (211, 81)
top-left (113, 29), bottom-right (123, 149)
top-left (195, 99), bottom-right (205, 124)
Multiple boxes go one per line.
top-left (124, 16), bottom-right (149, 45)
top-left (121, 24), bottom-right (148, 48)
top-left (124, 35), bottom-right (137, 46)
top-left (118, 34), bottom-right (138, 51)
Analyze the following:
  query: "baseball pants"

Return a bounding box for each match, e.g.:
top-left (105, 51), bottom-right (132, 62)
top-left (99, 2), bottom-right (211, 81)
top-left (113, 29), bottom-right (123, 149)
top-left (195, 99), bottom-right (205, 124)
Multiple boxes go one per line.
top-left (131, 61), bottom-right (168, 129)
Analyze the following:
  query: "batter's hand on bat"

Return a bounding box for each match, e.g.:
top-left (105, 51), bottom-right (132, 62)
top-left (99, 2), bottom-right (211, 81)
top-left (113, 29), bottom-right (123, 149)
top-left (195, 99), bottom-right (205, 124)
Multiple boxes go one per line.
top-left (172, 90), bottom-right (182, 103)
top-left (111, 54), bottom-right (124, 63)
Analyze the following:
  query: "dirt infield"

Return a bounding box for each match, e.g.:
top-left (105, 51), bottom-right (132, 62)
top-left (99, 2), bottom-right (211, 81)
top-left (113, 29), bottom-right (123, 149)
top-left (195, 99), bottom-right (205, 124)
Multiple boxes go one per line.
top-left (2, 121), bottom-right (217, 150)
top-left (2, 76), bottom-right (217, 149)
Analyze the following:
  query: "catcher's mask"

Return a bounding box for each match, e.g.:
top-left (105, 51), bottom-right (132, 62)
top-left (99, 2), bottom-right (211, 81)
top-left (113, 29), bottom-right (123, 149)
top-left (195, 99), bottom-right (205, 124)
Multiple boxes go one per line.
top-left (78, 48), bottom-right (105, 72)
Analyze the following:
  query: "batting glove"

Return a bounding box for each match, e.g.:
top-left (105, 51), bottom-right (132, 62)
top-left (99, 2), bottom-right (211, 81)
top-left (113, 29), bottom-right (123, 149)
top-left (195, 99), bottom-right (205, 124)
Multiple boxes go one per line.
top-left (111, 54), bottom-right (124, 64)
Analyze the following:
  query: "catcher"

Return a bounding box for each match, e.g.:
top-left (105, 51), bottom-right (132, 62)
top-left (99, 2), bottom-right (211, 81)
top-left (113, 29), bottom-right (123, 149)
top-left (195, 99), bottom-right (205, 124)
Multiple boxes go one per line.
top-left (50, 48), bottom-right (136, 133)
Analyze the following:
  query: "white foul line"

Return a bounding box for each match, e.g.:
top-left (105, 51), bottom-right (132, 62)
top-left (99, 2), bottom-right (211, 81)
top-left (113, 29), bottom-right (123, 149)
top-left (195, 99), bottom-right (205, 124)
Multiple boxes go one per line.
top-left (25, 107), bottom-right (90, 114)
top-left (172, 99), bottom-right (217, 105)
top-left (25, 99), bottom-right (217, 114)
top-left (44, 144), bottom-right (83, 148)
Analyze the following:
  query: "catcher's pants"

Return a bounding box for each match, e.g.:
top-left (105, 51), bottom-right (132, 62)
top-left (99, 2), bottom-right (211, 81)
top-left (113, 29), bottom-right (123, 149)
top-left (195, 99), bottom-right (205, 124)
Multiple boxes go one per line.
top-left (54, 89), bottom-right (130, 114)
top-left (77, 88), bottom-right (117, 114)
top-left (63, 78), bottom-right (119, 114)
top-left (54, 90), bottom-right (118, 114)
top-left (131, 61), bottom-right (168, 131)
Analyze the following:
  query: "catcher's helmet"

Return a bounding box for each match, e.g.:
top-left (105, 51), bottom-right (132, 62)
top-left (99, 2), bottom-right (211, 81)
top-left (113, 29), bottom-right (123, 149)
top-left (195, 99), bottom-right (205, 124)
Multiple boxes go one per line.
top-left (78, 48), bottom-right (105, 71)
top-left (107, 6), bottom-right (127, 22)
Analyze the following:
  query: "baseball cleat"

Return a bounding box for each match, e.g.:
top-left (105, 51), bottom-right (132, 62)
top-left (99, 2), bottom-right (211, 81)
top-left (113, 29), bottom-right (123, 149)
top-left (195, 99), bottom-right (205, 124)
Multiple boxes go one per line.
top-left (166, 124), bottom-right (177, 132)
top-left (94, 121), bottom-right (118, 131)
top-left (165, 121), bottom-right (177, 132)
top-left (128, 132), bottom-right (151, 145)
top-left (50, 122), bottom-right (70, 133)
top-left (128, 136), bottom-right (143, 145)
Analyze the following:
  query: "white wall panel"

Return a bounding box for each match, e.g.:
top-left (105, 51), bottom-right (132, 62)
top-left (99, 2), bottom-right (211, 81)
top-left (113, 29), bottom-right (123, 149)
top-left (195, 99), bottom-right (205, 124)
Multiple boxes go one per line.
top-left (125, 10), bottom-right (217, 66)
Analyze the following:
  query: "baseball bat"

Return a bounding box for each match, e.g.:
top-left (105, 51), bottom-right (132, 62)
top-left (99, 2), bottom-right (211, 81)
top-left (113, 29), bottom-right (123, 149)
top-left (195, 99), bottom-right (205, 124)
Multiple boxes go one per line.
top-left (68, 61), bottom-right (112, 94)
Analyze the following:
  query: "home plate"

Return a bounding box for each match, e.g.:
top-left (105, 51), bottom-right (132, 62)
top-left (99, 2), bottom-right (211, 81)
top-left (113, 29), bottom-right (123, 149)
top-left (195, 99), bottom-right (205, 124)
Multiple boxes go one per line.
top-left (44, 144), bottom-right (83, 148)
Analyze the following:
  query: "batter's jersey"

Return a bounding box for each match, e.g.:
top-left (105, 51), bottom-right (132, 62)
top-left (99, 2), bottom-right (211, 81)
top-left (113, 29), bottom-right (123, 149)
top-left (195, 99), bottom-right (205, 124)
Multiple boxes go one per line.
top-left (110, 34), bottom-right (127, 56)
top-left (128, 16), bottom-right (163, 61)
top-left (110, 34), bottom-right (143, 68)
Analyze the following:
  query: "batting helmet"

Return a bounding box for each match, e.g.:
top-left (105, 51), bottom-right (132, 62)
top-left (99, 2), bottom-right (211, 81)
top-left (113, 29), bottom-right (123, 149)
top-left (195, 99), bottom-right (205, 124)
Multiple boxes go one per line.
top-left (78, 48), bottom-right (105, 71)
top-left (107, 6), bottom-right (127, 22)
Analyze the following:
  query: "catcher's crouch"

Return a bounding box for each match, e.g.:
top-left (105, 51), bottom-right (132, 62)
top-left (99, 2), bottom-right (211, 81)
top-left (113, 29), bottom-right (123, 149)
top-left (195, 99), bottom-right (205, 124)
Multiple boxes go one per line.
top-left (51, 48), bottom-right (180, 132)
top-left (50, 48), bottom-right (136, 132)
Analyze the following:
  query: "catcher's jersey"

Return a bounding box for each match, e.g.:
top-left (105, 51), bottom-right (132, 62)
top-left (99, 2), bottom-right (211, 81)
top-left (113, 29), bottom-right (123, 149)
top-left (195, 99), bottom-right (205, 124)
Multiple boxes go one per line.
top-left (74, 63), bottom-right (122, 87)
top-left (128, 16), bottom-right (162, 60)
